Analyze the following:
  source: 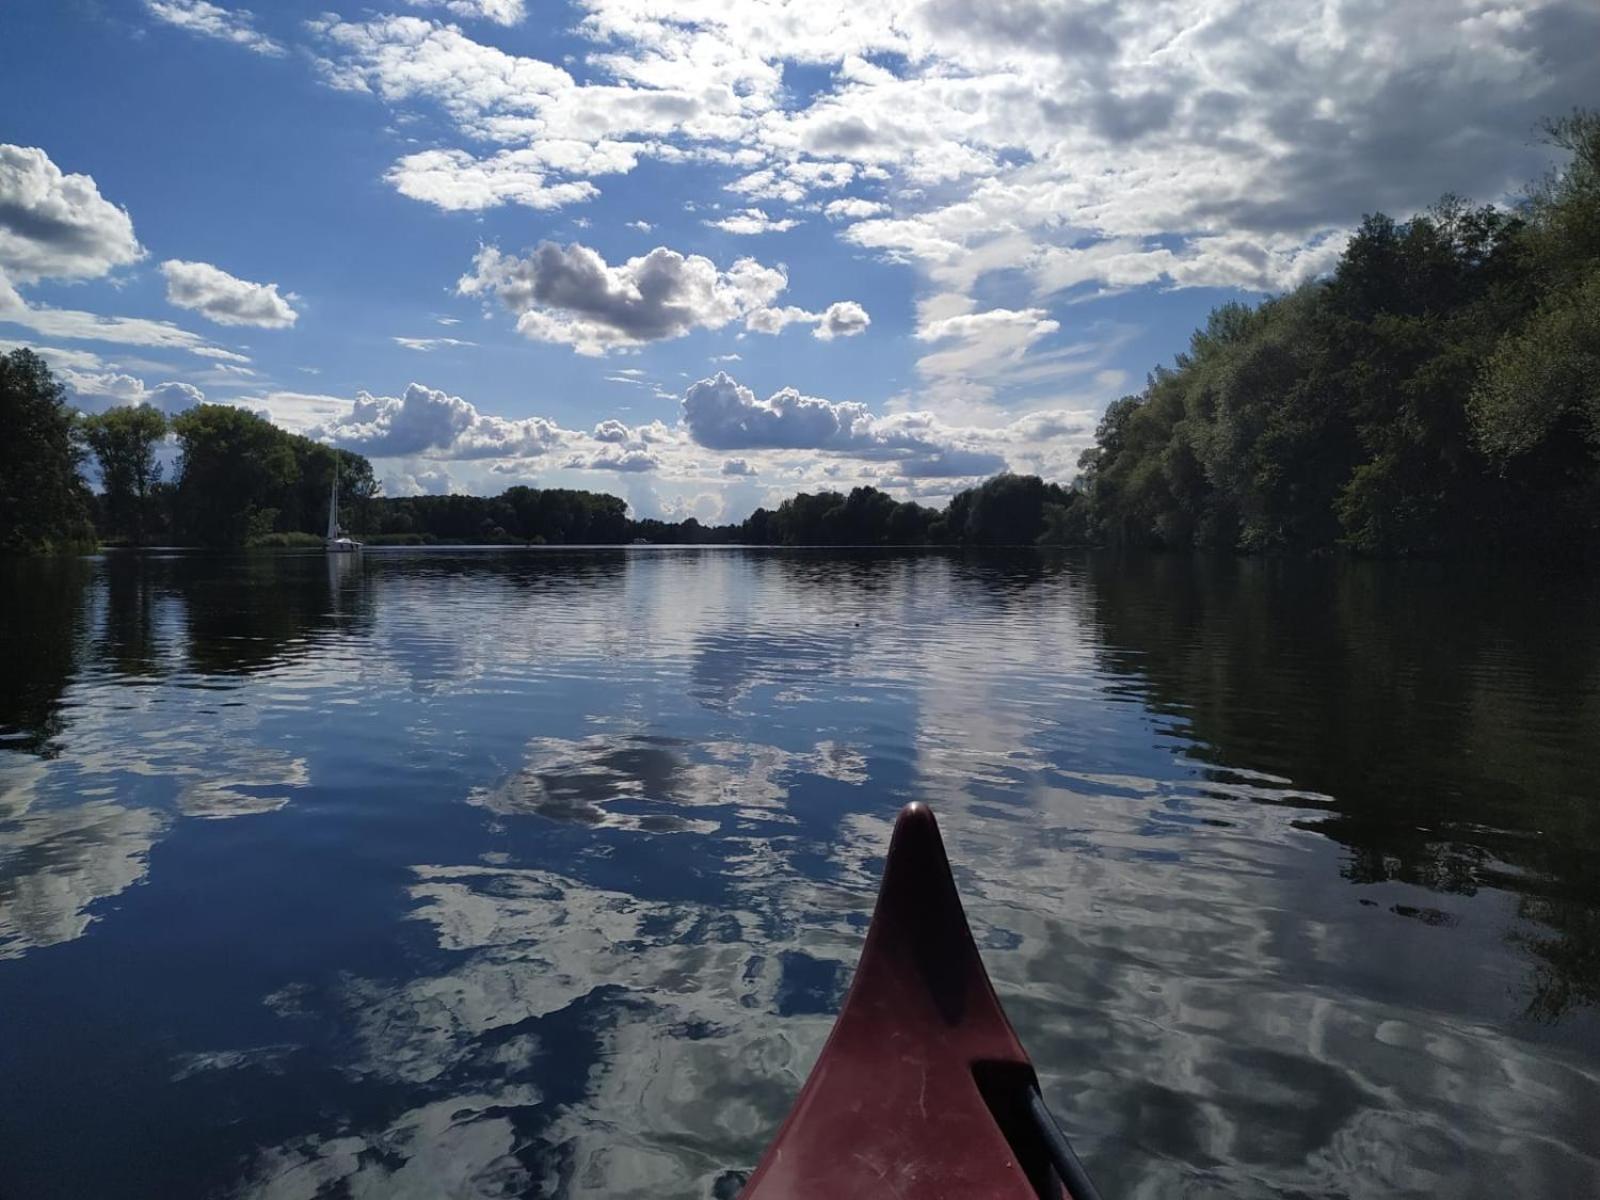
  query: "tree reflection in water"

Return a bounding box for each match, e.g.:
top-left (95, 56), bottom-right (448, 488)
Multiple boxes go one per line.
top-left (1082, 553), bottom-right (1600, 1021)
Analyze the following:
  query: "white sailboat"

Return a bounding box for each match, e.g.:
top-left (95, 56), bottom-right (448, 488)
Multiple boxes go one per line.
top-left (326, 461), bottom-right (363, 553)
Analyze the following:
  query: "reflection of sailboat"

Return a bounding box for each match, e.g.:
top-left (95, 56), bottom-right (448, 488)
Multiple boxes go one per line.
top-left (326, 461), bottom-right (362, 554)
top-left (326, 542), bottom-right (358, 601)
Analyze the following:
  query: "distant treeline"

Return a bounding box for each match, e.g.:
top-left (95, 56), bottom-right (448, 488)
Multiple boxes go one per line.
top-left (730, 474), bottom-right (1080, 547)
top-left (1078, 111), bottom-right (1600, 558)
top-left (366, 472), bottom-right (1077, 548)
top-left (366, 488), bottom-right (628, 545)
top-left (3, 112), bottom-right (1595, 558)
top-left (0, 352), bottom-right (1073, 551)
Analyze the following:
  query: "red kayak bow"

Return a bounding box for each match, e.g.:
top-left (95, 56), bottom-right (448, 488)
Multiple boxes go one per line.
top-left (743, 803), bottom-right (1101, 1200)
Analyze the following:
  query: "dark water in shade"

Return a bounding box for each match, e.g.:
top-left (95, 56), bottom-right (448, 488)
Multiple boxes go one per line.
top-left (1, 548), bottom-right (1598, 1199)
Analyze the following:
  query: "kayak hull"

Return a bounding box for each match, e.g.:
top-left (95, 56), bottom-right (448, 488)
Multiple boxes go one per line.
top-left (742, 803), bottom-right (1071, 1199)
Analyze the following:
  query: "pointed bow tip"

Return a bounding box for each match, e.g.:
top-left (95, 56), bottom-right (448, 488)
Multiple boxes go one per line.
top-left (885, 802), bottom-right (953, 881)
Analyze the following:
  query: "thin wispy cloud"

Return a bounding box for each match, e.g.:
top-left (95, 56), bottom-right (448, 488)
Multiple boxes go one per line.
top-left (143, 1), bottom-right (285, 57)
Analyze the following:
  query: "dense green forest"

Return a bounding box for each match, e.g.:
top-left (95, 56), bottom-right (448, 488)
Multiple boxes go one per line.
top-left (1079, 111), bottom-right (1600, 557)
top-left (2, 112), bottom-right (1595, 557)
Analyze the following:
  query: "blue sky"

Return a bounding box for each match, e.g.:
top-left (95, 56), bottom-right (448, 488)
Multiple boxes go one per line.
top-left (1, 0), bottom-right (1592, 519)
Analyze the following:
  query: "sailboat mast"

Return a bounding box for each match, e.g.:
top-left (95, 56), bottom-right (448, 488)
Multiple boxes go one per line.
top-left (327, 458), bottom-right (339, 540)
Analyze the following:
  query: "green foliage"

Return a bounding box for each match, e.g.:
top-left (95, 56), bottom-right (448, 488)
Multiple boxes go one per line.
top-left (947, 474), bottom-right (1075, 546)
top-left (731, 479), bottom-right (1077, 548)
top-left (1037, 499), bottom-right (1092, 548)
top-left (170, 406), bottom-right (298, 547)
top-left (741, 486), bottom-right (941, 546)
top-left (1523, 110), bottom-right (1600, 286)
top-left (361, 532), bottom-right (437, 546)
top-left (1470, 271), bottom-right (1600, 460)
top-left (1469, 110), bottom-right (1600, 470)
top-left (1080, 111), bottom-right (1600, 559)
top-left (0, 350), bottom-right (96, 555)
top-left (165, 406), bottom-right (379, 548)
top-left (245, 531), bottom-right (327, 549)
top-left (303, 446), bottom-right (378, 538)
top-left (80, 405), bottom-right (168, 545)
top-left (369, 486), bottom-right (629, 544)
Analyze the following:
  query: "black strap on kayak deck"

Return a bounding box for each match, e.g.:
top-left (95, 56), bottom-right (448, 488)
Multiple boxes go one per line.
top-left (1027, 1088), bottom-right (1104, 1200)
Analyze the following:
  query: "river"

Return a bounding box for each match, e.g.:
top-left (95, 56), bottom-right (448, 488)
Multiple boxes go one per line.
top-left (1, 548), bottom-right (1597, 1198)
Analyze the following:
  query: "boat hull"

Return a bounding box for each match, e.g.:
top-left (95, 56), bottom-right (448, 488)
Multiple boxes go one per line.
top-left (742, 804), bottom-right (1075, 1199)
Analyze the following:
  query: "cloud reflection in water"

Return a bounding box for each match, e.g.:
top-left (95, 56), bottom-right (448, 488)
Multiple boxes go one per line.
top-left (0, 756), bottom-right (166, 959)
top-left (1, 551), bottom-right (1597, 1199)
top-left (469, 733), bottom-right (867, 834)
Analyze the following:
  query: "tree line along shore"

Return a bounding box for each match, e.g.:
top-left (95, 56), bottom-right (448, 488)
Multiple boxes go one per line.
top-left (3, 113), bottom-right (1595, 559)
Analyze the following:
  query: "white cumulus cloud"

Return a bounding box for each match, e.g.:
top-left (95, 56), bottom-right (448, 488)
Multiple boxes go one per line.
top-left (194, 0), bottom-right (1600, 438)
top-left (383, 465), bottom-right (461, 496)
top-left (823, 197), bottom-right (889, 221)
top-left (676, 371), bottom-right (1099, 485)
top-left (160, 260), bottom-right (298, 329)
top-left (311, 383), bottom-right (567, 459)
top-left (0, 341), bottom-right (106, 372)
top-left (744, 299), bottom-right (871, 340)
top-left (566, 448), bottom-right (660, 472)
top-left (705, 208), bottom-right (801, 235)
top-left (385, 148), bottom-right (607, 213)
top-left (60, 369), bottom-right (205, 415)
top-left (814, 300), bottom-right (871, 341)
top-left (0, 145), bottom-right (143, 285)
top-left (456, 241), bottom-right (788, 355)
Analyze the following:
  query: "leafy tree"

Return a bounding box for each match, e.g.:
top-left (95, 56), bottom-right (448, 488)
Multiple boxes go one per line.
top-left (170, 405), bottom-right (299, 547)
top-left (369, 486), bottom-right (631, 545)
top-left (1466, 111), bottom-right (1600, 555)
top-left (1470, 272), bottom-right (1600, 459)
top-left (1037, 497), bottom-right (1091, 547)
top-left (81, 405), bottom-right (168, 545)
top-left (1076, 110), bottom-right (1600, 561)
top-left (766, 491), bottom-right (845, 545)
top-left (886, 498), bottom-right (938, 544)
top-left (950, 474), bottom-right (1072, 546)
top-left (1522, 110), bottom-right (1600, 286)
top-left (0, 349), bottom-right (95, 554)
top-left (162, 406), bottom-right (379, 547)
top-left (285, 442), bottom-right (378, 537)
top-left (741, 506), bottom-right (773, 544)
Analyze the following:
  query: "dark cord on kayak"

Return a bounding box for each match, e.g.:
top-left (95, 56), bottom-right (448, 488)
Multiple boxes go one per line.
top-left (1027, 1088), bottom-right (1104, 1200)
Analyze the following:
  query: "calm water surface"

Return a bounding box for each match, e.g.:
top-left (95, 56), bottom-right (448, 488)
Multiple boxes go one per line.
top-left (1, 549), bottom-right (1597, 1198)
